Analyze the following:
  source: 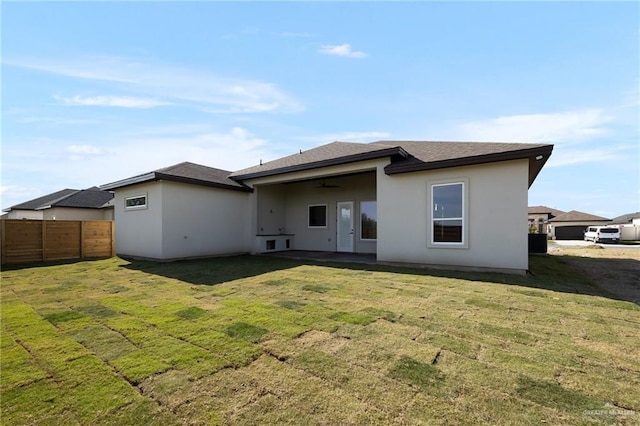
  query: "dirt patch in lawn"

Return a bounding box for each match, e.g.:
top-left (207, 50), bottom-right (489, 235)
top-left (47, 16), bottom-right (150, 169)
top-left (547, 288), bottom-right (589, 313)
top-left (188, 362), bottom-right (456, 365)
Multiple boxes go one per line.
top-left (295, 330), bottom-right (350, 354)
top-left (548, 244), bottom-right (640, 304)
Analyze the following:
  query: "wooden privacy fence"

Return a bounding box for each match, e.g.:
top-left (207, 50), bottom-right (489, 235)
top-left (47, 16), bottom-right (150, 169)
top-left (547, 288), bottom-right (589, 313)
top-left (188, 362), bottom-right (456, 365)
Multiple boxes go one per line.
top-left (1, 220), bottom-right (115, 265)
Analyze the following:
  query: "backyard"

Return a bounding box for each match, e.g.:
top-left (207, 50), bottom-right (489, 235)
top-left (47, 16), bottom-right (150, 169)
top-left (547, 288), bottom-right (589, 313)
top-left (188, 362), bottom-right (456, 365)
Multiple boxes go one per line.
top-left (1, 247), bottom-right (639, 425)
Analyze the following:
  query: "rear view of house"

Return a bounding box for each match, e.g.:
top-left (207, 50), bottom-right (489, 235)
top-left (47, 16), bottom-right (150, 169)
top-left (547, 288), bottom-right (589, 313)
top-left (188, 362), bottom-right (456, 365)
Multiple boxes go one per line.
top-left (101, 140), bottom-right (553, 274)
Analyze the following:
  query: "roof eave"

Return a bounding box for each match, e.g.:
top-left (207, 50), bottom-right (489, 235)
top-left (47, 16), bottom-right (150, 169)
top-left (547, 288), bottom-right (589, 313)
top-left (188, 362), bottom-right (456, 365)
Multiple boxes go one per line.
top-left (101, 170), bottom-right (252, 192)
top-left (153, 172), bottom-right (253, 192)
top-left (384, 145), bottom-right (554, 188)
top-left (231, 146), bottom-right (408, 181)
top-left (100, 173), bottom-right (156, 191)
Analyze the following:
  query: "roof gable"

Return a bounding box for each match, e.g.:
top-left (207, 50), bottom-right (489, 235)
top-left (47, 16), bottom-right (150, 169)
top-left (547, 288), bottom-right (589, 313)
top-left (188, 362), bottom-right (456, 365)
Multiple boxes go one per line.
top-left (101, 162), bottom-right (252, 192)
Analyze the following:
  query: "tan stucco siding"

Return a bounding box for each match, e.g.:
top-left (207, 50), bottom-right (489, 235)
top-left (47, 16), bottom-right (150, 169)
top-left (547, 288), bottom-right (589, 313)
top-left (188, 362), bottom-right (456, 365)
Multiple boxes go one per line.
top-left (113, 182), bottom-right (164, 259)
top-left (246, 159), bottom-right (386, 254)
top-left (256, 185), bottom-right (287, 235)
top-left (6, 210), bottom-right (43, 220)
top-left (280, 172), bottom-right (378, 253)
top-left (43, 207), bottom-right (113, 221)
top-left (377, 159), bottom-right (529, 273)
top-left (160, 181), bottom-right (251, 259)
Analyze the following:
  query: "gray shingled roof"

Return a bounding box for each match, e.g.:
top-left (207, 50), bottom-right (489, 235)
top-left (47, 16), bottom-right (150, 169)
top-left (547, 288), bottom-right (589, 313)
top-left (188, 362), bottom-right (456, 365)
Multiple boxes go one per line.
top-left (5, 189), bottom-right (78, 211)
top-left (230, 140), bottom-right (553, 187)
top-left (229, 142), bottom-right (406, 180)
top-left (548, 210), bottom-right (610, 222)
top-left (51, 189), bottom-right (114, 209)
top-left (376, 141), bottom-right (551, 172)
top-left (101, 162), bottom-right (251, 192)
top-left (4, 188), bottom-right (113, 212)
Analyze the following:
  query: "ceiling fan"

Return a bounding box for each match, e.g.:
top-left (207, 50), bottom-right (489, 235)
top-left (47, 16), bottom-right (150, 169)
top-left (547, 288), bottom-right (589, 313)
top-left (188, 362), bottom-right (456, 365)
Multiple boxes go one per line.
top-left (316, 179), bottom-right (340, 188)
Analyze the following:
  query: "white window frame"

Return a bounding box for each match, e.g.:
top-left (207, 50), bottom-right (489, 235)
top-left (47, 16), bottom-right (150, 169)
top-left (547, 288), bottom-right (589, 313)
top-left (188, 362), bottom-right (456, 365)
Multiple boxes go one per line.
top-left (360, 200), bottom-right (377, 241)
top-left (124, 194), bottom-right (148, 211)
top-left (308, 204), bottom-right (328, 228)
top-left (428, 178), bottom-right (469, 249)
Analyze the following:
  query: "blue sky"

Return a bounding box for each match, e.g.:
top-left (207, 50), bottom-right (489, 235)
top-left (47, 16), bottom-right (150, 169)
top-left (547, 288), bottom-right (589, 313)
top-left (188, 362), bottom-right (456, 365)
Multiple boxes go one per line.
top-left (2, 2), bottom-right (638, 218)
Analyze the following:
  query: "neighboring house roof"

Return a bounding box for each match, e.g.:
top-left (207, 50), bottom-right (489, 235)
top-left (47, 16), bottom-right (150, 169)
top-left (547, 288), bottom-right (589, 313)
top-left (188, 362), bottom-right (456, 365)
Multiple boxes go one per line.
top-left (547, 210), bottom-right (610, 223)
top-left (3, 188), bottom-right (114, 212)
top-left (230, 140), bottom-right (553, 187)
top-left (100, 162), bottom-right (252, 192)
top-left (528, 205), bottom-right (566, 217)
top-left (609, 212), bottom-right (640, 225)
top-left (4, 188), bottom-right (78, 211)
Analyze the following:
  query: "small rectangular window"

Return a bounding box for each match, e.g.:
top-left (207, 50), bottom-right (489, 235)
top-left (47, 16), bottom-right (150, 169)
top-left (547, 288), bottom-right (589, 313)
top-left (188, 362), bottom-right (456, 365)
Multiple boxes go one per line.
top-left (360, 201), bottom-right (377, 240)
top-left (308, 205), bottom-right (327, 228)
top-left (431, 182), bottom-right (464, 245)
top-left (125, 194), bottom-right (147, 210)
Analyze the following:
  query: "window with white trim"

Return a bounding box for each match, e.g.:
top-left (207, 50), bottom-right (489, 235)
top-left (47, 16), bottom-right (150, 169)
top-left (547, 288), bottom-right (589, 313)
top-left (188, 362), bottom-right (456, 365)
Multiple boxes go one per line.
top-left (124, 194), bottom-right (147, 210)
top-left (431, 182), bottom-right (464, 244)
top-left (308, 204), bottom-right (327, 228)
top-left (360, 201), bottom-right (377, 240)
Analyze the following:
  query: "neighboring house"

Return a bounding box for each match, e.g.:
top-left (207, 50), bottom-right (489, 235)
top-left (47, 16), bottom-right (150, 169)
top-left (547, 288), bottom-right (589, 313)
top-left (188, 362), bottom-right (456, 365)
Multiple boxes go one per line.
top-left (546, 210), bottom-right (610, 240)
top-left (527, 205), bottom-right (565, 234)
top-left (101, 140), bottom-right (553, 274)
top-left (609, 212), bottom-right (640, 241)
top-left (2, 187), bottom-right (114, 220)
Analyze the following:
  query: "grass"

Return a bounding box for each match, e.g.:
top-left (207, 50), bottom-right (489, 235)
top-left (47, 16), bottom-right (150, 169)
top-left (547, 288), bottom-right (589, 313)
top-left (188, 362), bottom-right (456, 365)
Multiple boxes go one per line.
top-left (1, 254), bottom-right (639, 425)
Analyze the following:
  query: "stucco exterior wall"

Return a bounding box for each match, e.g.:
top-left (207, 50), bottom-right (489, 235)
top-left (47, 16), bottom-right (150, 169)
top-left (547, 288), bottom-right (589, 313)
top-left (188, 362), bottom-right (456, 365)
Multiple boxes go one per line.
top-left (278, 172), bottom-right (377, 253)
top-left (114, 181), bottom-right (251, 259)
top-left (6, 210), bottom-right (43, 220)
top-left (246, 159), bottom-right (387, 254)
top-left (620, 223), bottom-right (640, 241)
top-left (256, 185), bottom-right (286, 235)
top-left (160, 181), bottom-right (251, 259)
top-left (377, 159), bottom-right (530, 273)
top-left (42, 207), bottom-right (113, 221)
top-left (113, 182), bottom-right (164, 259)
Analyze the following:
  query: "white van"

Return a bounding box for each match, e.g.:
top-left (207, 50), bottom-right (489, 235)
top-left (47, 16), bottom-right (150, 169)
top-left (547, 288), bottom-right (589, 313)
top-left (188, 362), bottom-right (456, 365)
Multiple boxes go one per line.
top-left (584, 226), bottom-right (620, 243)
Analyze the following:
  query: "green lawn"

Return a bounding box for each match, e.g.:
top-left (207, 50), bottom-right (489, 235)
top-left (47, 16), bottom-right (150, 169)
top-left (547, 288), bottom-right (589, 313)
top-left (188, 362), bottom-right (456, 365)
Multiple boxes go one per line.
top-left (1, 254), bottom-right (639, 425)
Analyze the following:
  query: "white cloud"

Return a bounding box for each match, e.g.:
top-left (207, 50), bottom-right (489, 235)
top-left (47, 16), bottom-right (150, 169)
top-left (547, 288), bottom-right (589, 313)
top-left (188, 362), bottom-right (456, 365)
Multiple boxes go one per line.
top-left (319, 44), bottom-right (368, 58)
top-left (65, 144), bottom-right (107, 161)
top-left (55, 95), bottom-right (171, 108)
top-left (456, 109), bottom-right (613, 143)
top-left (545, 144), bottom-right (634, 168)
top-left (545, 148), bottom-right (618, 167)
top-left (66, 144), bottom-right (104, 155)
top-left (6, 56), bottom-right (303, 114)
top-left (281, 31), bottom-right (312, 38)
